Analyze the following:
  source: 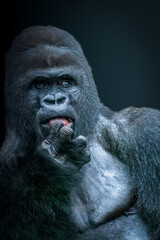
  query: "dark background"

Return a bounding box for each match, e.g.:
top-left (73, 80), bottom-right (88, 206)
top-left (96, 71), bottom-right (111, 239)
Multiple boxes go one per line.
top-left (1, 0), bottom-right (160, 144)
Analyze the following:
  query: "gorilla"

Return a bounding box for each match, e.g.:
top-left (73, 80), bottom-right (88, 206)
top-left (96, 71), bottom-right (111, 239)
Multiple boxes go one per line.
top-left (0, 26), bottom-right (160, 240)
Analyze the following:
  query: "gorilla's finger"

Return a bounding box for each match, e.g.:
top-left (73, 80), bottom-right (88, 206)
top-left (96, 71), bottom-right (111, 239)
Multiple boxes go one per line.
top-left (49, 121), bottom-right (64, 137)
top-left (41, 140), bottom-right (56, 158)
top-left (73, 136), bottom-right (87, 149)
top-left (59, 126), bottom-right (74, 141)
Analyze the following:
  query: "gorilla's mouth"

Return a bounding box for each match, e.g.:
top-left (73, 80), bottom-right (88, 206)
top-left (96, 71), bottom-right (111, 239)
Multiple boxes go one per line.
top-left (42, 116), bottom-right (74, 127)
top-left (38, 112), bottom-right (76, 138)
top-left (48, 117), bottom-right (73, 126)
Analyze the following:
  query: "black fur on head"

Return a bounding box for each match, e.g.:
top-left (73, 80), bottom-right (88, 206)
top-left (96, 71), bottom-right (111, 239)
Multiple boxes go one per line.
top-left (5, 26), bottom-right (101, 141)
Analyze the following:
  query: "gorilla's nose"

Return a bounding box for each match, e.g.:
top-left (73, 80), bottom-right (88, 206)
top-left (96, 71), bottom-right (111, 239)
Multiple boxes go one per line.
top-left (41, 93), bottom-right (68, 107)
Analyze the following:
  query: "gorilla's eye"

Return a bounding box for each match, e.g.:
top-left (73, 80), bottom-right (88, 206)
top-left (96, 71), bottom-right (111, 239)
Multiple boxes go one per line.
top-left (36, 83), bottom-right (45, 89)
top-left (35, 82), bottom-right (50, 90)
top-left (57, 75), bottom-right (75, 88)
top-left (61, 81), bottom-right (70, 88)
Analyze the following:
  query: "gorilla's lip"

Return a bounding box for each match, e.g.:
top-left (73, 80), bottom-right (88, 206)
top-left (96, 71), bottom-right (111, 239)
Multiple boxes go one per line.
top-left (41, 116), bottom-right (75, 127)
top-left (48, 116), bottom-right (74, 126)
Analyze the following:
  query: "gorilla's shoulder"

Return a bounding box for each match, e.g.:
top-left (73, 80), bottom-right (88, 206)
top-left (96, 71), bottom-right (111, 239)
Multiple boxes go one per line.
top-left (118, 106), bottom-right (160, 124)
top-left (115, 106), bottom-right (160, 135)
top-left (102, 106), bottom-right (160, 159)
top-left (100, 106), bottom-right (160, 134)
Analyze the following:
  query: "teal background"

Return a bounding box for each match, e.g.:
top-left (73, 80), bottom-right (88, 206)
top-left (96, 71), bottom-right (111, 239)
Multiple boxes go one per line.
top-left (1, 1), bottom-right (160, 144)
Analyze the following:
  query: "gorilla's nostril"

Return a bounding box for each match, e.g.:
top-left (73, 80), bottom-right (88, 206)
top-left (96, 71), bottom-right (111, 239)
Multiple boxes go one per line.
top-left (44, 99), bottom-right (56, 105)
top-left (55, 93), bottom-right (67, 104)
top-left (41, 93), bottom-right (68, 107)
top-left (42, 95), bottom-right (55, 105)
top-left (56, 96), bottom-right (66, 104)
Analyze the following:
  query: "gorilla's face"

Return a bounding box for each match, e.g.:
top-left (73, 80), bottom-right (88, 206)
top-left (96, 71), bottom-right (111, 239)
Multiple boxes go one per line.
top-left (5, 26), bottom-right (101, 142)
top-left (28, 67), bottom-right (82, 139)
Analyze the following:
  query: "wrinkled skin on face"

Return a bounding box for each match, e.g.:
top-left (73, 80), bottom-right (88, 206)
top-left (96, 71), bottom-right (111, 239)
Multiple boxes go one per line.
top-left (0, 26), bottom-right (160, 240)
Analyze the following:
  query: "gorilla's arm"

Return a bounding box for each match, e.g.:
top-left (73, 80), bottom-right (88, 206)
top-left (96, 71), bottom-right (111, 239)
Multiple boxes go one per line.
top-left (0, 124), bottom-right (89, 240)
top-left (104, 107), bottom-right (160, 237)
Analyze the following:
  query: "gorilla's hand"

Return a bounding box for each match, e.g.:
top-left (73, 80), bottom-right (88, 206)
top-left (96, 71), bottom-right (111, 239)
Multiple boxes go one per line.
top-left (39, 121), bottom-right (90, 171)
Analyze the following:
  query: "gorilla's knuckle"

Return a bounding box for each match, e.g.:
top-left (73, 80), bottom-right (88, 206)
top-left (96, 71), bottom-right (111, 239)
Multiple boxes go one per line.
top-left (74, 135), bottom-right (87, 147)
top-left (59, 126), bottom-right (74, 140)
top-left (50, 121), bottom-right (64, 135)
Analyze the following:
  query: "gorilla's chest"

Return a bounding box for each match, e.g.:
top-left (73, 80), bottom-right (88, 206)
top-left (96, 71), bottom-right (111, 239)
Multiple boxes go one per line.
top-left (70, 141), bottom-right (132, 231)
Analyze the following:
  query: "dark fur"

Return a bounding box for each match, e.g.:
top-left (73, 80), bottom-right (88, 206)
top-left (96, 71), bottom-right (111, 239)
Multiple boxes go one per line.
top-left (0, 26), bottom-right (160, 239)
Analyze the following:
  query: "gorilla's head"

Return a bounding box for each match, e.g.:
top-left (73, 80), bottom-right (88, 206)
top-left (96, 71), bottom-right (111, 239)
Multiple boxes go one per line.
top-left (5, 26), bottom-right (101, 143)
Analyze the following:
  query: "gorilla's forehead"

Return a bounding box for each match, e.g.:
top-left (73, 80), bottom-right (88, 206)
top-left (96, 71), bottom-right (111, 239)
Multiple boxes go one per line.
top-left (13, 44), bottom-right (85, 71)
top-left (24, 66), bottom-right (86, 83)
